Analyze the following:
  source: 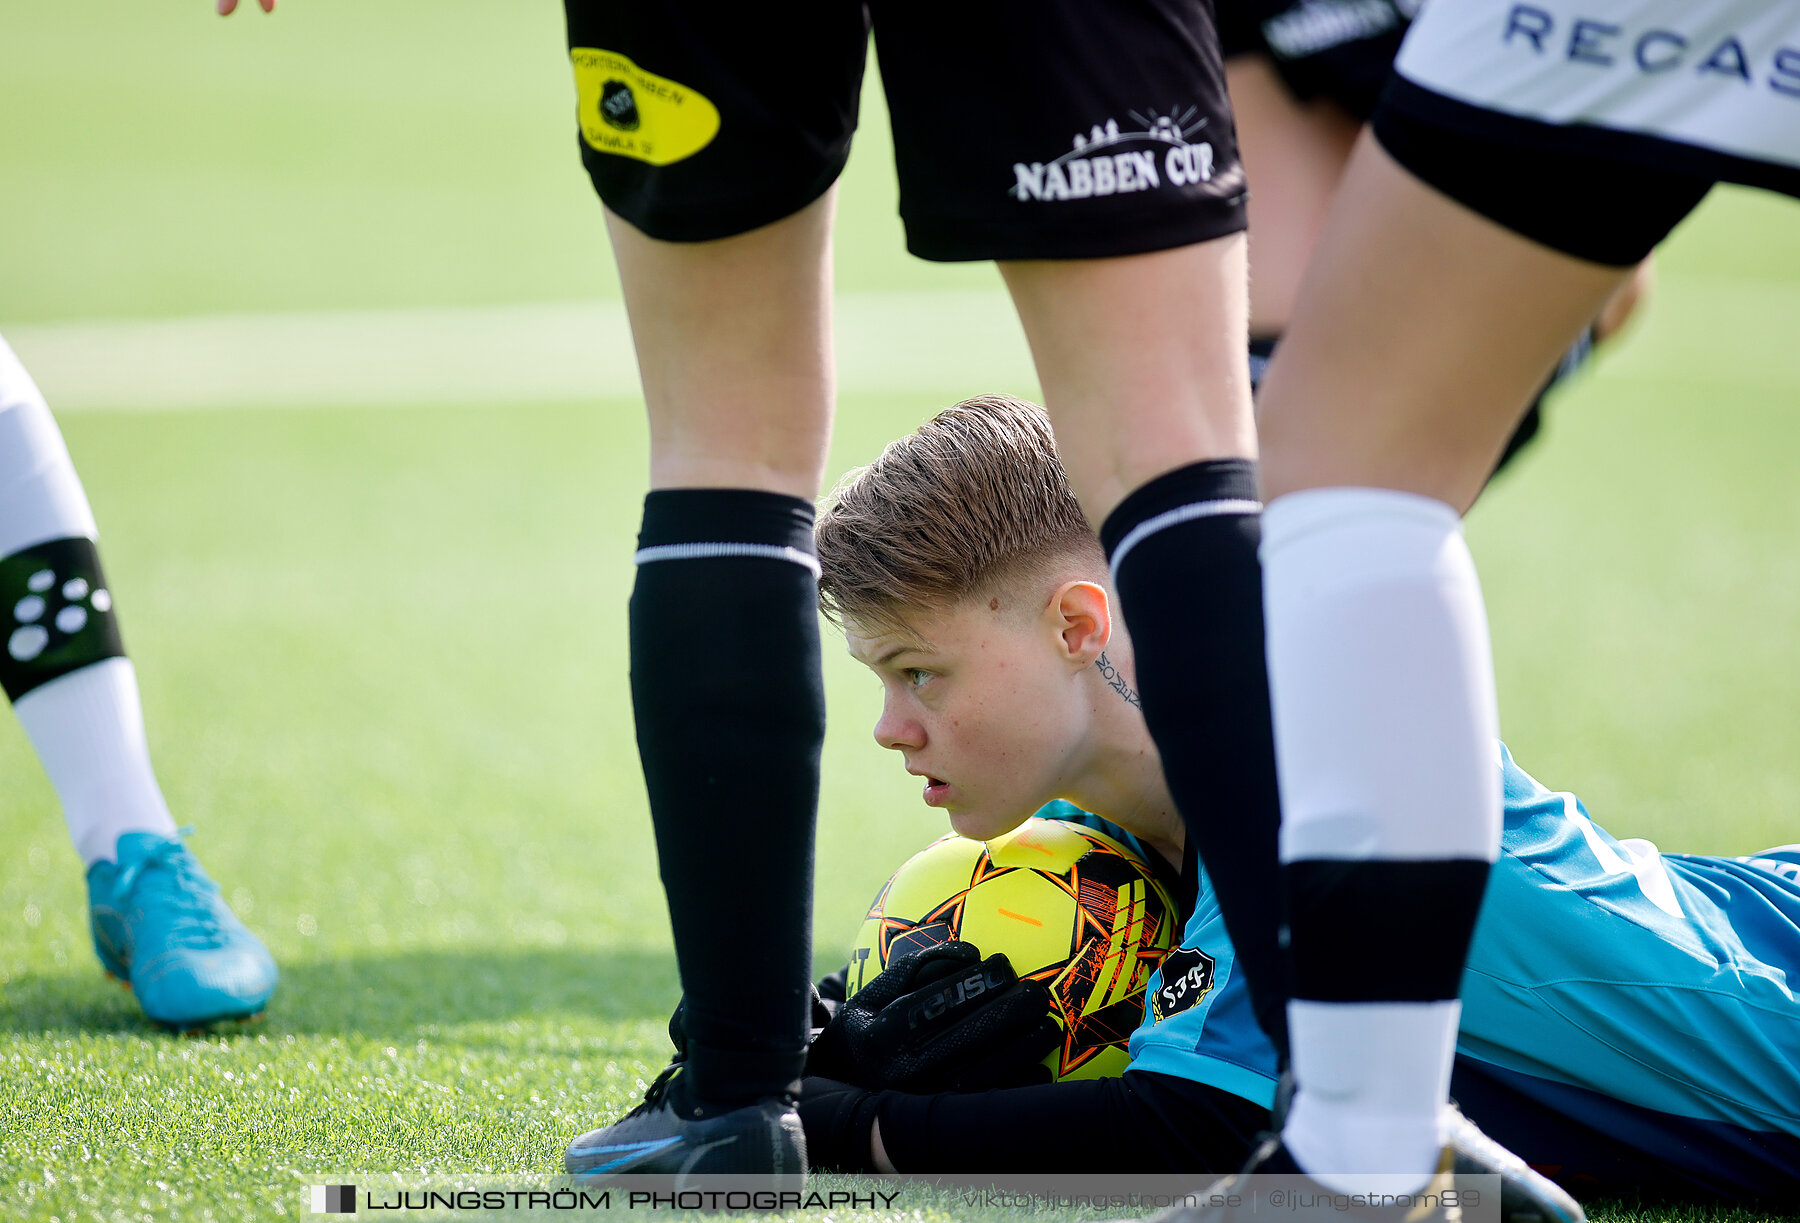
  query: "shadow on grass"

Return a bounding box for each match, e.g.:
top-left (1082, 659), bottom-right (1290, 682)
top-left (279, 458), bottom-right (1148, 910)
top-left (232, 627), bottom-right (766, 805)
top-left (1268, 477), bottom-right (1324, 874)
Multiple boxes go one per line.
top-left (0, 945), bottom-right (679, 1040)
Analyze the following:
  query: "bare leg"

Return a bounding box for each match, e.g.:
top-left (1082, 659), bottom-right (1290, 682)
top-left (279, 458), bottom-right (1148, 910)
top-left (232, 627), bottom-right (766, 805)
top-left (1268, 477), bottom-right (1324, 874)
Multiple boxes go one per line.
top-left (1001, 234), bottom-right (1291, 1057)
top-left (1227, 55), bottom-right (1359, 339)
top-left (1229, 58), bottom-right (1644, 355)
top-left (1261, 133), bottom-right (1628, 510)
top-left (607, 190), bottom-right (837, 498)
top-left (1230, 60), bottom-right (1646, 489)
top-left (1597, 256), bottom-right (1655, 343)
top-left (1000, 235), bottom-right (1254, 519)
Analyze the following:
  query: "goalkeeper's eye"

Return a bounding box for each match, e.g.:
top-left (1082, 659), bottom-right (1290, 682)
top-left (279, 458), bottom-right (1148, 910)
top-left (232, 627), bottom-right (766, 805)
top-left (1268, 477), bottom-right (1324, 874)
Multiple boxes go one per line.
top-left (904, 668), bottom-right (933, 690)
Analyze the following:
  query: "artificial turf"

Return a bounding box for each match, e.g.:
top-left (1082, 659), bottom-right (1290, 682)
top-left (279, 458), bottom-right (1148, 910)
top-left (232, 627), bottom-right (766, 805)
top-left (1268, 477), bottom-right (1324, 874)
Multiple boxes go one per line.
top-left (2, 3), bottom-right (1796, 1220)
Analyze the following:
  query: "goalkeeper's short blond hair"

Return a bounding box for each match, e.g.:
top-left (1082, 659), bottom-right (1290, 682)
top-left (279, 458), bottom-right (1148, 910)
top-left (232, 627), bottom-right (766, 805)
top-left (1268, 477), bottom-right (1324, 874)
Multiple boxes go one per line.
top-left (816, 393), bottom-right (1102, 633)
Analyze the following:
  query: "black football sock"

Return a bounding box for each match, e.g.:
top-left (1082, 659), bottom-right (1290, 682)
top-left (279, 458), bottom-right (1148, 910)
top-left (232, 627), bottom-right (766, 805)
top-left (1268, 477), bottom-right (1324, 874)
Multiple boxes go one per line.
top-left (631, 489), bottom-right (823, 1108)
top-left (1100, 460), bottom-right (1288, 1058)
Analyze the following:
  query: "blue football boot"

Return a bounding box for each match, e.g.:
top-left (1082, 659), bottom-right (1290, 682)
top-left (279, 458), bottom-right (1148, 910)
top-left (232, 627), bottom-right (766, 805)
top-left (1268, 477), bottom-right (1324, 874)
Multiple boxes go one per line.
top-left (86, 830), bottom-right (278, 1030)
top-left (564, 1063), bottom-right (807, 1183)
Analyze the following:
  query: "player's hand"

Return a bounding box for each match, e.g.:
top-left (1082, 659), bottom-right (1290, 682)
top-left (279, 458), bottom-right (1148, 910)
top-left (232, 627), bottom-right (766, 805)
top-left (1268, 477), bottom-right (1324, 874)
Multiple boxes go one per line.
top-left (217, 0), bottom-right (276, 15)
top-left (805, 941), bottom-right (1061, 1093)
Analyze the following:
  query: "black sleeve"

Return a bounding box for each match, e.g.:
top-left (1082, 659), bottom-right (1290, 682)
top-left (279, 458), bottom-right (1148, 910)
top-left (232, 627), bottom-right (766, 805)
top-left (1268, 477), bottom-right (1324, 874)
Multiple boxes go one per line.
top-left (871, 1069), bottom-right (1269, 1175)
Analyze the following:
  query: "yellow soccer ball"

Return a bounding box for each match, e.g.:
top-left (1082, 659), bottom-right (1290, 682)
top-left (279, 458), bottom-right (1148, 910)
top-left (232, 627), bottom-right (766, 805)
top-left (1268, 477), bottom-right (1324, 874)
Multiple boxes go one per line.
top-left (846, 815), bottom-right (1179, 1081)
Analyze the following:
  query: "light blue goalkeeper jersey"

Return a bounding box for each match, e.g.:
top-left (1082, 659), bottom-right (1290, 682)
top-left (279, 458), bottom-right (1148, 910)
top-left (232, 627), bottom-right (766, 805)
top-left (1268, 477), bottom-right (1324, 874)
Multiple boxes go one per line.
top-left (1044, 743), bottom-right (1800, 1147)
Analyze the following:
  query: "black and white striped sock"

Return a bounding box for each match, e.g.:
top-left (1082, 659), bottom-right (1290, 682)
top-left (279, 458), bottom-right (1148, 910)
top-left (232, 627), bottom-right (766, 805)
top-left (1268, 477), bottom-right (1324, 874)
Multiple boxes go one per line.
top-left (1263, 486), bottom-right (1500, 1188)
top-left (2, 334), bottom-right (177, 866)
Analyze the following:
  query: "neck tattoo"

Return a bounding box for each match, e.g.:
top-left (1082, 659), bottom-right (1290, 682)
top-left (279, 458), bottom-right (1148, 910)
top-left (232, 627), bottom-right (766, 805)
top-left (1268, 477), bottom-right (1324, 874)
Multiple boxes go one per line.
top-left (1095, 652), bottom-right (1142, 709)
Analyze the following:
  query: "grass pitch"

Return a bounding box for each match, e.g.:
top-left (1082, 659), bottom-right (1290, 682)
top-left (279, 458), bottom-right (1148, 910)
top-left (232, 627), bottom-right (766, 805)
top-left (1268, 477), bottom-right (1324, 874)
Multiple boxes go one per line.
top-left (2, 3), bottom-right (1798, 1220)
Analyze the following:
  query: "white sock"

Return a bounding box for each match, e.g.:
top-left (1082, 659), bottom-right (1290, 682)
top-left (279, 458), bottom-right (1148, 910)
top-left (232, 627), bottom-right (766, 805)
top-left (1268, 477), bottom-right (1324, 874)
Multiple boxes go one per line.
top-left (16, 658), bottom-right (178, 864)
top-left (2, 333), bottom-right (177, 865)
top-left (0, 335), bottom-right (97, 547)
top-left (1262, 487), bottom-right (1501, 1191)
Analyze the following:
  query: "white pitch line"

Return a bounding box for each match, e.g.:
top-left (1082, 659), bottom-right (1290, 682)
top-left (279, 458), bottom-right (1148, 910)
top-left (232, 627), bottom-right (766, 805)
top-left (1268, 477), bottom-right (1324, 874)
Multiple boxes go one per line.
top-left (1, 290), bottom-right (1042, 412)
top-left (7, 274), bottom-right (1794, 412)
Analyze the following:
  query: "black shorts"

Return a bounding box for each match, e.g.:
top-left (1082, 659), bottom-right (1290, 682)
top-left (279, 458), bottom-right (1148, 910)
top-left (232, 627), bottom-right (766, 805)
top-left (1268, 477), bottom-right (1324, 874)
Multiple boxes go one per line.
top-left (1218, 0), bottom-right (1414, 120)
top-left (1371, 81), bottom-right (1715, 267)
top-left (1370, 1), bottom-right (1800, 267)
top-left (562, 0), bottom-right (1247, 261)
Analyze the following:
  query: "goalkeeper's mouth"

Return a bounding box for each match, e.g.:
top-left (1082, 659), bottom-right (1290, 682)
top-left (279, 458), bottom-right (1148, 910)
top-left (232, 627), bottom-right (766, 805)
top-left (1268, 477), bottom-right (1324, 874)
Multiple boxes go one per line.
top-left (908, 764), bottom-right (954, 806)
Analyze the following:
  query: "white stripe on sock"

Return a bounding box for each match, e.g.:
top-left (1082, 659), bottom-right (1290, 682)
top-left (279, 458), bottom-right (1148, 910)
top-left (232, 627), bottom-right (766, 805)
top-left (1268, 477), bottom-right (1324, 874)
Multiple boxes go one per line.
top-left (632, 542), bottom-right (821, 577)
top-left (1107, 499), bottom-right (1262, 577)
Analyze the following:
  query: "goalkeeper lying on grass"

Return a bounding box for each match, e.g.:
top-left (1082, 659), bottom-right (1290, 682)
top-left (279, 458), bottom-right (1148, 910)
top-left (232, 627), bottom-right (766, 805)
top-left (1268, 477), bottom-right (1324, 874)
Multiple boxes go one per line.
top-left (646, 394), bottom-right (1800, 1203)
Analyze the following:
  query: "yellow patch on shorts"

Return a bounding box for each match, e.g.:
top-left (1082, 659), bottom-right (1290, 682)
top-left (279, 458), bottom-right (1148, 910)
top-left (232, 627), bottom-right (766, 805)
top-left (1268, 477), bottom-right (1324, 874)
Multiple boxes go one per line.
top-left (570, 48), bottom-right (720, 167)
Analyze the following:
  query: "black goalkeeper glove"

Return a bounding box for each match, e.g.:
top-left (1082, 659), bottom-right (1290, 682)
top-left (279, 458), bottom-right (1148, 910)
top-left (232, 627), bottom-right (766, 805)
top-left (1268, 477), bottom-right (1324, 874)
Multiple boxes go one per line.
top-left (804, 940), bottom-right (1061, 1093)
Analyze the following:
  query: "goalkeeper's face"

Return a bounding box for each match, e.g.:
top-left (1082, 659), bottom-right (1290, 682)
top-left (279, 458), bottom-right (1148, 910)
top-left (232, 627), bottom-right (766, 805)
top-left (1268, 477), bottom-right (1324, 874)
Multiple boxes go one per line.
top-left (845, 585), bottom-right (1108, 841)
